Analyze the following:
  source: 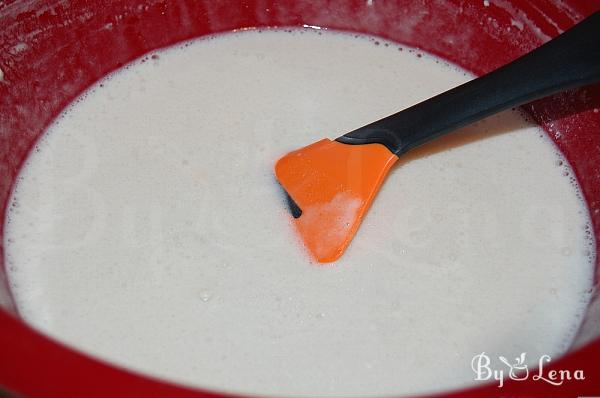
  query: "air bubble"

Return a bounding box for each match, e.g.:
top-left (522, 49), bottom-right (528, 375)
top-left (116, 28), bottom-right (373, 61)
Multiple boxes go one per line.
top-left (199, 291), bottom-right (212, 302)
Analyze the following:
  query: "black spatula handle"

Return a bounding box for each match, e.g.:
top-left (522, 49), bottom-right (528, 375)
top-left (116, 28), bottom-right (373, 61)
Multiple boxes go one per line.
top-left (337, 10), bottom-right (600, 155)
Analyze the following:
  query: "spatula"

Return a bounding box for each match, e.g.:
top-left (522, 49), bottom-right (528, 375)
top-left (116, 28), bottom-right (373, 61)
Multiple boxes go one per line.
top-left (275, 10), bottom-right (600, 263)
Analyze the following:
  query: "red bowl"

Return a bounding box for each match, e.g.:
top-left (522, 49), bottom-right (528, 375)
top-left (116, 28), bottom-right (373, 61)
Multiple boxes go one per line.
top-left (0, 1), bottom-right (599, 397)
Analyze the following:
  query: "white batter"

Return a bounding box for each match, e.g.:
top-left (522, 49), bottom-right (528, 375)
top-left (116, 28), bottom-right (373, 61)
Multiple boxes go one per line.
top-left (4, 29), bottom-right (595, 397)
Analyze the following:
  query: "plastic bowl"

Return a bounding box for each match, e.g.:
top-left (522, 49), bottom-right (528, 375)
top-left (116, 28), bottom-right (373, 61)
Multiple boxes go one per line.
top-left (0, 1), bottom-right (599, 397)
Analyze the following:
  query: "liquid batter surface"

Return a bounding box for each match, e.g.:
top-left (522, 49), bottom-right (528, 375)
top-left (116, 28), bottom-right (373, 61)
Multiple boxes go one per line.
top-left (5, 29), bottom-right (595, 397)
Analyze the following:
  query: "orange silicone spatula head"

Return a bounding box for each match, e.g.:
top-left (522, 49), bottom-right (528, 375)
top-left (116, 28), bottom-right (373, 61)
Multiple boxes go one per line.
top-left (275, 139), bottom-right (398, 263)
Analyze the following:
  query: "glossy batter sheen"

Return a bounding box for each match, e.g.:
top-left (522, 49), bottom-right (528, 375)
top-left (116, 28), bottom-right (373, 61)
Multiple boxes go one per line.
top-left (4, 29), bottom-right (595, 397)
